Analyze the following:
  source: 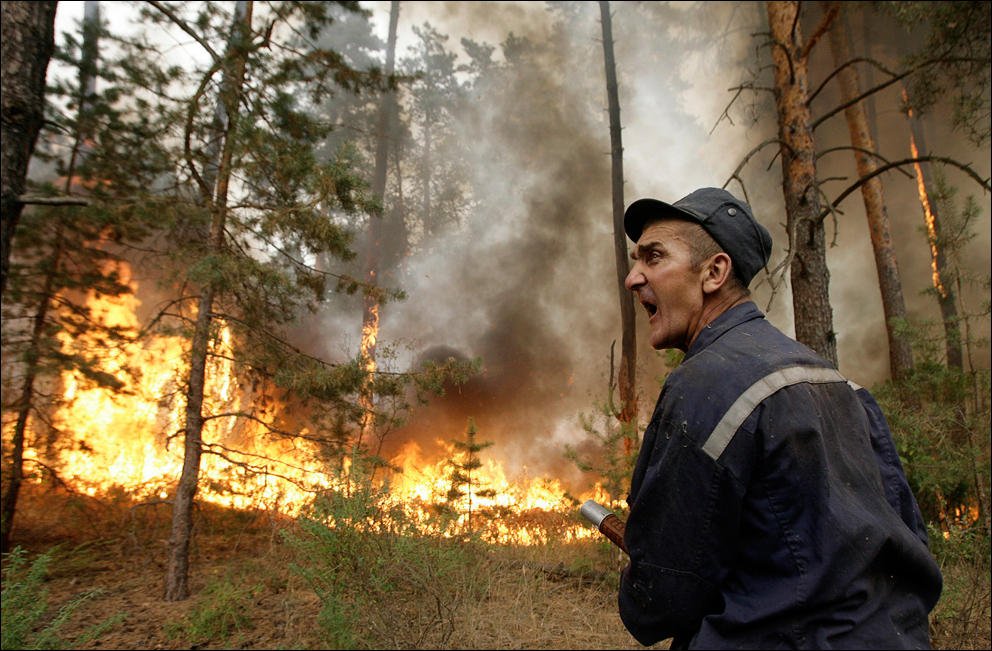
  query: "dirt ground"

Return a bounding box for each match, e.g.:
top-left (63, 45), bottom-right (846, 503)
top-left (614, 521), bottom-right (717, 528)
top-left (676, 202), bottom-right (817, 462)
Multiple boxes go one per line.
top-left (7, 486), bottom-right (988, 650)
top-left (4, 487), bottom-right (659, 650)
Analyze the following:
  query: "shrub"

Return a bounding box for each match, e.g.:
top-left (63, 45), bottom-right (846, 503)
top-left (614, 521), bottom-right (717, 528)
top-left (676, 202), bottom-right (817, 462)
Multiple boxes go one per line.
top-left (1, 546), bottom-right (123, 650)
top-left (285, 481), bottom-right (487, 649)
top-left (164, 573), bottom-right (255, 645)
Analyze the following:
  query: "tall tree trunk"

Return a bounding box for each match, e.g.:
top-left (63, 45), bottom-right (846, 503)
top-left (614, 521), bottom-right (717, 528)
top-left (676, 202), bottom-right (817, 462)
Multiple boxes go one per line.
top-left (357, 0), bottom-right (399, 454)
top-left (824, 1), bottom-right (914, 380)
top-left (421, 108), bottom-right (432, 234)
top-left (165, 0), bottom-right (252, 602)
top-left (767, 1), bottom-right (838, 366)
top-left (0, 0), bottom-right (99, 554)
top-left (0, 235), bottom-right (61, 553)
top-left (598, 1), bottom-right (638, 453)
top-left (0, 1), bottom-right (57, 295)
top-left (902, 92), bottom-right (963, 370)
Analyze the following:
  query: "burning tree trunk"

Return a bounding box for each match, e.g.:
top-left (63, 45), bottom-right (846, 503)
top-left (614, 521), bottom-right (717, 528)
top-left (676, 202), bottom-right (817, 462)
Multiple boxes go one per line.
top-left (357, 0), bottom-right (400, 455)
top-left (0, 1), bottom-right (57, 295)
top-left (902, 91), bottom-right (963, 370)
top-left (598, 1), bottom-right (638, 451)
top-left (165, 0), bottom-right (252, 602)
top-left (824, 1), bottom-right (914, 380)
top-left (767, 1), bottom-right (838, 366)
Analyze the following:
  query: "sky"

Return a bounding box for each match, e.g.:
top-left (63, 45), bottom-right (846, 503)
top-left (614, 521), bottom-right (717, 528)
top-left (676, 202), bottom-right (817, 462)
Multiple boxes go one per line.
top-left (51, 1), bottom-right (991, 490)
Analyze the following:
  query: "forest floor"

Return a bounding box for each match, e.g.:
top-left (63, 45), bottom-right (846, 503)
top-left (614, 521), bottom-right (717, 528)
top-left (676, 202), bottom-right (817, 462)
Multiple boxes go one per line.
top-left (3, 486), bottom-right (659, 650)
top-left (3, 485), bottom-right (989, 650)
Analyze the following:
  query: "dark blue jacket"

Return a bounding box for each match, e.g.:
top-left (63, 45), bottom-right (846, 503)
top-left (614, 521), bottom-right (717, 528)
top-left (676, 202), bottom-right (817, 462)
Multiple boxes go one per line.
top-left (619, 302), bottom-right (942, 649)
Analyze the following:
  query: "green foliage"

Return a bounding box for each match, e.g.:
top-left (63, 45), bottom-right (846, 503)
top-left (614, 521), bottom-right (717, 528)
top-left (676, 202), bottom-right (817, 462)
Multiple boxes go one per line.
top-left (436, 418), bottom-right (496, 532)
top-left (285, 482), bottom-right (486, 649)
top-left (873, 319), bottom-right (990, 545)
top-left (164, 573), bottom-right (255, 645)
top-left (0, 547), bottom-right (124, 650)
top-left (882, 1), bottom-right (991, 146)
top-left (564, 396), bottom-right (637, 510)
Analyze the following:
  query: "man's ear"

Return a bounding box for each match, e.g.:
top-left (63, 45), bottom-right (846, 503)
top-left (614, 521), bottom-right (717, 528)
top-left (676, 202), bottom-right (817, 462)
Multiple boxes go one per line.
top-left (701, 252), bottom-right (734, 294)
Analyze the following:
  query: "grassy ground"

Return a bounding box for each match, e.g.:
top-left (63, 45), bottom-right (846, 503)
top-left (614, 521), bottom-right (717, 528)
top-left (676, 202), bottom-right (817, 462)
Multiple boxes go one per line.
top-left (2, 485), bottom-right (988, 650)
top-left (1, 486), bottom-right (657, 650)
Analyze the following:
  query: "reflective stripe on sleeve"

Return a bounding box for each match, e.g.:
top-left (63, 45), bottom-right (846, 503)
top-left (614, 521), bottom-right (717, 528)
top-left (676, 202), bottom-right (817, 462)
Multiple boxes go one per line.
top-left (701, 366), bottom-right (847, 461)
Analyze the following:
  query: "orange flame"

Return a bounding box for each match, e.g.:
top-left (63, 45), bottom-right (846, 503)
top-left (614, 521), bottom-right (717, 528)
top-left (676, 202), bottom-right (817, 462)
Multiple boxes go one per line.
top-left (15, 268), bottom-right (614, 545)
top-left (903, 91), bottom-right (945, 298)
top-left (358, 300), bottom-right (379, 445)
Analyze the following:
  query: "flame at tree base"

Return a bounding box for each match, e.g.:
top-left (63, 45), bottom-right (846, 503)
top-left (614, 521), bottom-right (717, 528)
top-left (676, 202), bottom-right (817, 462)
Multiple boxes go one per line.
top-left (6, 273), bottom-right (616, 547)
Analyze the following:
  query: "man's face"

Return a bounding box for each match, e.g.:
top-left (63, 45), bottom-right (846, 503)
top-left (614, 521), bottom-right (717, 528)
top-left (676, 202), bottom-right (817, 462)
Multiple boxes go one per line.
top-left (624, 220), bottom-right (707, 351)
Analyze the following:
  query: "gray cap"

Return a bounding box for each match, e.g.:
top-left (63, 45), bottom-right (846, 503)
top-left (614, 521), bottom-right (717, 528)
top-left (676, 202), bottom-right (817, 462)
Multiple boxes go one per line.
top-left (624, 187), bottom-right (773, 287)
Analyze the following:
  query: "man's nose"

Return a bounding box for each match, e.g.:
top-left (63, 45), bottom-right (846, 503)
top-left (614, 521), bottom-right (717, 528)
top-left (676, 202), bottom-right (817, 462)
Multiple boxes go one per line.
top-left (624, 265), bottom-right (644, 291)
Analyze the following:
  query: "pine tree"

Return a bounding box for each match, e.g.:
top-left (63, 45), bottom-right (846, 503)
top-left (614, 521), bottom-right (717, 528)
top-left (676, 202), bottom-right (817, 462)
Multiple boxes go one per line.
top-left (0, 0), bottom-right (146, 554)
top-left (38, 1), bottom-right (436, 600)
top-left (440, 418), bottom-right (495, 534)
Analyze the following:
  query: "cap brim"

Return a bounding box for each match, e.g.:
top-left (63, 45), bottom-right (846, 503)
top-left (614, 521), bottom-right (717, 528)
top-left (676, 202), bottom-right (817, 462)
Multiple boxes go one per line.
top-left (623, 198), bottom-right (701, 242)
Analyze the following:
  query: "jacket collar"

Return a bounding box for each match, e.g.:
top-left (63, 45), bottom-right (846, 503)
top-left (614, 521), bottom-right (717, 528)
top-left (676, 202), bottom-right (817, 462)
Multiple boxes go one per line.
top-left (685, 301), bottom-right (764, 361)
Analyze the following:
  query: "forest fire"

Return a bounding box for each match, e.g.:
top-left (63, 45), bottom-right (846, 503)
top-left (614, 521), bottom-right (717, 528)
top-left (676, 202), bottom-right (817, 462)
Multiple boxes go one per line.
top-left (358, 298), bottom-right (379, 448)
top-left (22, 273), bottom-right (604, 546)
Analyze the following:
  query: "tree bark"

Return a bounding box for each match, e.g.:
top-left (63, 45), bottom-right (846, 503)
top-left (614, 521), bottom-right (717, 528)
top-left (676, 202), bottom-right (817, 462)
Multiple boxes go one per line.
top-left (1, 0), bottom-right (99, 554)
top-left (824, 1), bottom-right (914, 380)
top-left (0, 234), bottom-right (61, 553)
top-left (0, 1), bottom-right (57, 295)
top-left (165, 0), bottom-right (252, 602)
top-left (598, 1), bottom-right (638, 449)
top-left (903, 93), bottom-right (963, 370)
top-left (767, 1), bottom-right (838, 366)
top-left (357, 0), bottom-right (399, 454)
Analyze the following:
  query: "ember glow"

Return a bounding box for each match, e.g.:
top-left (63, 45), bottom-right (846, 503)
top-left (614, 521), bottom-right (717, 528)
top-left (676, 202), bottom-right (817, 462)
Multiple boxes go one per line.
top-left (22, 269), bottom-right (611, 545)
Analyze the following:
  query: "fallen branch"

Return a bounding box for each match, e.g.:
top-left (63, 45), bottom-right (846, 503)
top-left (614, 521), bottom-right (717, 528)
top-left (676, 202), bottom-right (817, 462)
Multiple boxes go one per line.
top-left (17, 194), bottom-right (90, 206)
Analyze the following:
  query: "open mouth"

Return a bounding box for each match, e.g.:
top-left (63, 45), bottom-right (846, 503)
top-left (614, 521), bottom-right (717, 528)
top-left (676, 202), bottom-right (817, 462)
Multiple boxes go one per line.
top-left (641, 300), bottom-right (657, 318)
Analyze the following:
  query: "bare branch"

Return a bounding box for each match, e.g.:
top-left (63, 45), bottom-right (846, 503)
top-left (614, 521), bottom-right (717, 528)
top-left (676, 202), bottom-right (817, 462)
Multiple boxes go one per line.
top-left (201, 439), bottom-right (333, 493)
top-left (146, 0), bottom-right (221, 62)
top-left (799, 2), bottom-right (839, 61)
top-left (710, 85), bottom-right (744, 134)
top-left (807, 55), bottom-right (900, 105)
top-left (722, 138), bottom-right (789, 186)
top-left (813, 182), bottom-right (842, 248)
top-left (810, 56), bottom-right (955, 132)
top-left (815, 146), bottom-right (915, 179)
top-left (817, 155), bottom-right (992, 223)
top-left (811, 68), bottom-right (915, 132)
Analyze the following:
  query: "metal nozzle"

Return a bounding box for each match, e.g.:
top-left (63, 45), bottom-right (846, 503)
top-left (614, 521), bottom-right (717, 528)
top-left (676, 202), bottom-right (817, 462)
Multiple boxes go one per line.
top-left (579, 499), bottom-right (612, 528)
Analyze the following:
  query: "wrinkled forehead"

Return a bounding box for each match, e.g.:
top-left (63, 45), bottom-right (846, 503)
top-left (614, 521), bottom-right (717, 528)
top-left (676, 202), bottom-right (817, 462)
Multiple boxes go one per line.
top-left (631, 219), bottom-right (695, 255)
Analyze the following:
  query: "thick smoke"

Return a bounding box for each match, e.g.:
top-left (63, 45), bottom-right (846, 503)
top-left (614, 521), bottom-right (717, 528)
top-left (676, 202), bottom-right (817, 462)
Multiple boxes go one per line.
top-left (371, 2), bottom-right (618, 484)
top-left (50, 2), bottom-right (986, 492)
top-left (357, 1), bottom-right (990, 490)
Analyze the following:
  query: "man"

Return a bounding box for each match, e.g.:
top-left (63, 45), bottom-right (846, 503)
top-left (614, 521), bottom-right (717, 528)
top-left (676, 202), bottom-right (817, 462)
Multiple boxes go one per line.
top-left (618, 187), bottom-right (942, 649)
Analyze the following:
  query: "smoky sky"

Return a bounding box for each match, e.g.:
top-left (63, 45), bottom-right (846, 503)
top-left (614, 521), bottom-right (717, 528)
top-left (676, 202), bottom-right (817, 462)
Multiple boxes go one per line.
top-left (49, 2), bottom-right (989, 491)
top-left (347, 1), bottom-right (990, 489)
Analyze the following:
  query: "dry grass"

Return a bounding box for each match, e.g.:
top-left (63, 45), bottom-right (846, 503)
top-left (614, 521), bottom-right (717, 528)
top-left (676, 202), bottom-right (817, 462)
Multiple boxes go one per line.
top-left (2, 486), bottom-right (658, 650)
top-left (4, 485), bottom-right (987, 650)
top-left (930, 552), bottom-right (992, 650)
